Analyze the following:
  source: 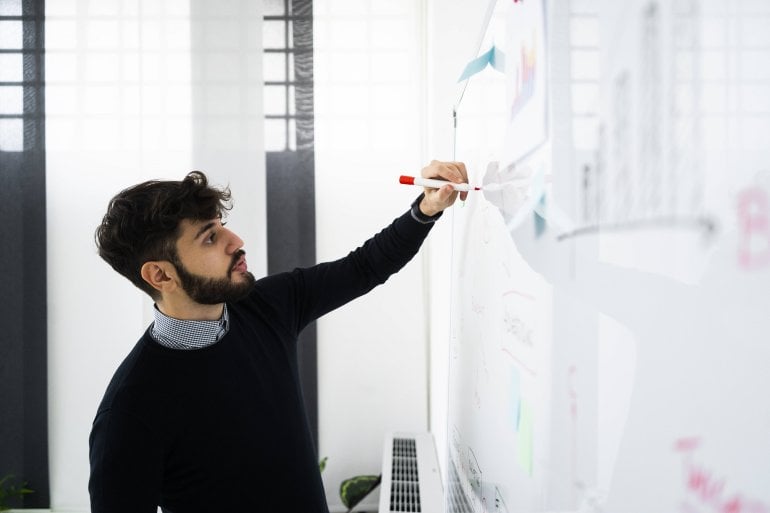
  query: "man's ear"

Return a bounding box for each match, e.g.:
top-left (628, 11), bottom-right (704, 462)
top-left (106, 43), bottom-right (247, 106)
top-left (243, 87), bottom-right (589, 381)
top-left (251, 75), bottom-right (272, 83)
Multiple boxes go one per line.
top-left (140, 261), bottom-right (178, 295)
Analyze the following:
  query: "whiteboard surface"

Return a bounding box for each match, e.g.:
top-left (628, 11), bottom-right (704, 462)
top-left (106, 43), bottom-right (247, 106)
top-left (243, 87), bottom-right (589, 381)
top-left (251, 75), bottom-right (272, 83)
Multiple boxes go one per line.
top-left (445, 1), bottom-right (770, 512)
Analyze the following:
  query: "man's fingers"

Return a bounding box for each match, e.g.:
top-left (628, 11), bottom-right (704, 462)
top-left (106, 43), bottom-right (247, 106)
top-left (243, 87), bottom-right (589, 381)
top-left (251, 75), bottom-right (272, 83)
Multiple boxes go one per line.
top-left (439, 184), bottom-right (456, 201)
top-left (441, 162), bottom-right (466, 184)
top-left (423, 160), bottom-right (469, 186)
top-left (444, 161), bottom-right (468, 184)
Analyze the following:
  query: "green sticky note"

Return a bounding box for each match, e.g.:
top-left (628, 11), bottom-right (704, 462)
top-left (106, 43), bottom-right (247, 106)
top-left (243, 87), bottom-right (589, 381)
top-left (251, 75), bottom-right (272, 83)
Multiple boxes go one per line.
top-left (516, 401), bottom-right (534, 476)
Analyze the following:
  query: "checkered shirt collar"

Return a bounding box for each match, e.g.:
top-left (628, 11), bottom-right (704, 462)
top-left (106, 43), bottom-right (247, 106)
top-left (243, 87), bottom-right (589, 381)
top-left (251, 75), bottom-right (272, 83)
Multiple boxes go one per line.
top-left (151, 304), bottom-right (230, 350)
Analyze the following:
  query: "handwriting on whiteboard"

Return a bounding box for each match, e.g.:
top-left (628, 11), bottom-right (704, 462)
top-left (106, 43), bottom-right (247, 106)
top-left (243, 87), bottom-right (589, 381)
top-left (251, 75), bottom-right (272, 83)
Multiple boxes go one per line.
top-left (737, 186), bottom-right (770, 271)
top-left (675, 437), bottom-right (769, 513)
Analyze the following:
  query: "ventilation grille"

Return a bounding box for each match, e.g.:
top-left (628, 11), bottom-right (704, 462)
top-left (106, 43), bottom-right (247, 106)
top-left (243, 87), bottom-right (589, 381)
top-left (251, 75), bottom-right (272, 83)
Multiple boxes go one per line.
top-left (446, 458), bottom-right (474, 513)
top-left (390, 437), bottom-right (421, 512)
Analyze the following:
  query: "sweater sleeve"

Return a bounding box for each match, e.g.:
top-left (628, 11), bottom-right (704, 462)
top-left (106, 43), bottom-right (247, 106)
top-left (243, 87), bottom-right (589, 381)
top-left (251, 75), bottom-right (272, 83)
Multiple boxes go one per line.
top-left (288, 208), bottom-right (435, 333)
top-left (89, 407), bottom-right (163, 513)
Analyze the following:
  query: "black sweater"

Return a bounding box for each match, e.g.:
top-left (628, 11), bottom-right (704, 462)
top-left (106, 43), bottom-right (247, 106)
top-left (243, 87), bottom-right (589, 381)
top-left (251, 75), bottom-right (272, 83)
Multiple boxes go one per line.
top-left (89, 209), bottom-right (434, 513)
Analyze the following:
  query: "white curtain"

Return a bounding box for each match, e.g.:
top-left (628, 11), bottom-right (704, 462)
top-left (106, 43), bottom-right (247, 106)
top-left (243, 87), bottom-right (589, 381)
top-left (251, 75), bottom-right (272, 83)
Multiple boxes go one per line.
top-left (45, 1), bottom-right (264, 509)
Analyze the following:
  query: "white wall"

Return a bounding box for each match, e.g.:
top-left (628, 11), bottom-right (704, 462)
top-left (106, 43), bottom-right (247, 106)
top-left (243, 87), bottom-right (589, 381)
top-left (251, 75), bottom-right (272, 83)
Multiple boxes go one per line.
top-left (313, 1), bottom-right (488, 507)
top-left (313, 1), bottom-right (430, 510)
top-left (45, 1), bottom-right (264, 510)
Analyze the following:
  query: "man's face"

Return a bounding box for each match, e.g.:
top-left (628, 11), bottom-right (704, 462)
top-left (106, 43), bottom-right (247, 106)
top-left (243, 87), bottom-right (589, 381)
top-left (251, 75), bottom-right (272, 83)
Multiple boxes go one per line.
top-left (172, 218), bottom-right (256, 304)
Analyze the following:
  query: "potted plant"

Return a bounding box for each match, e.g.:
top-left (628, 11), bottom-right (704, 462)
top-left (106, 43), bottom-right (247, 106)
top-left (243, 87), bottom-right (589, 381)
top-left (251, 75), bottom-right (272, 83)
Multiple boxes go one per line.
top-left (320, 458), bottom-right (381, 513)
top-left (339, 474), bottom-right (381, 513)
top-left (0, 475), bottom-right (33, 512)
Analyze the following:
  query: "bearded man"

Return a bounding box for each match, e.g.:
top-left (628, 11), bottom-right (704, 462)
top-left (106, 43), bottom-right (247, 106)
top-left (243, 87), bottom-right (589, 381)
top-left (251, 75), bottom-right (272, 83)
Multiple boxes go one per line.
top-left (88, 161), bottom-right (468, 512)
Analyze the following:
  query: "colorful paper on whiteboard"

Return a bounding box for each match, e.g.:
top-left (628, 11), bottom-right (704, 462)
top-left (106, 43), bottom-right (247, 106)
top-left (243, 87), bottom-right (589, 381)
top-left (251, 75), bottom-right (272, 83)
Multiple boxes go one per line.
top-left (458, 45), bottom-right (506, 82)
top-left (517, 400), bottom-right (534, 476)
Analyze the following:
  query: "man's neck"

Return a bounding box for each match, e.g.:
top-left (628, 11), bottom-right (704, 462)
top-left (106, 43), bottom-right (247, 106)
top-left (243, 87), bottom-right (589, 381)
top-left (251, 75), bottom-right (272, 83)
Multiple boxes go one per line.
top-left (156, 298), bottom-right (224, 321)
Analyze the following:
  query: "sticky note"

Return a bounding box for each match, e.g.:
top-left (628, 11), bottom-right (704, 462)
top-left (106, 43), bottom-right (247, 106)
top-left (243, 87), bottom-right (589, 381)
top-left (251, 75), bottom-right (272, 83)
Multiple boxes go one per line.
top-left (458, 45), bottom-right (506, 82)
top-left (516, 400), bottom-right (534, 476)
top-left (510, 367), bottom-right (521, 429)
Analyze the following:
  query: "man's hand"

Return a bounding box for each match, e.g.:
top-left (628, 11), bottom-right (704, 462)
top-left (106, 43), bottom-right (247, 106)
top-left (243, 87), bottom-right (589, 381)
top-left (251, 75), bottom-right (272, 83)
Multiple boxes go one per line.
top-left (418, 160), bottom-right (469, 217)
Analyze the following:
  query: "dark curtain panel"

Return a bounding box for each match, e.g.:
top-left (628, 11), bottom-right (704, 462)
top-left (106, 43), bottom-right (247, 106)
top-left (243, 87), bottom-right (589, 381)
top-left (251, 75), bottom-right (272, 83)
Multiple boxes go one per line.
top-left (264, 0), bottom-right (318, 447)
top-left (266, 149), bottom-right (317, 442)
top-left (0, 0), bottom-right (50, 507)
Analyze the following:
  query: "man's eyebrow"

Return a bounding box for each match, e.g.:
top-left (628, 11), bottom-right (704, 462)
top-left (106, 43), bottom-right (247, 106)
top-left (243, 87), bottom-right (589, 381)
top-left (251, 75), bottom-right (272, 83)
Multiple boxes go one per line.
top-left (194, 221), bottom-right (217, 241)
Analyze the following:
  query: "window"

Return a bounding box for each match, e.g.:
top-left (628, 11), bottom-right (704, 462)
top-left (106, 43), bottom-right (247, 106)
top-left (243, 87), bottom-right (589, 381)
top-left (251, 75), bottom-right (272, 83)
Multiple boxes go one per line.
top-left (263, 0), bottom-right (314, 151)
top-left (0, 0), bottom-right (49, 508)
top-left (0, 0), bottom-right (43, 151)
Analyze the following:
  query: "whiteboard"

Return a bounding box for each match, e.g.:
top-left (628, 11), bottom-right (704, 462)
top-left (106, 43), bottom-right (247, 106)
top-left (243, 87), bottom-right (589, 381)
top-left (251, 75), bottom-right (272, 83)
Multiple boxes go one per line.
top-left (445, 1), bottom-right (770, 512)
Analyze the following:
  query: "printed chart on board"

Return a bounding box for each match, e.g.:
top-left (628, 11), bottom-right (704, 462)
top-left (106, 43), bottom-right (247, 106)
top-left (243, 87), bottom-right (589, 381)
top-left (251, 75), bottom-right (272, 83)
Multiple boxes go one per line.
top-left (446, 1), bottom-right (770, 512)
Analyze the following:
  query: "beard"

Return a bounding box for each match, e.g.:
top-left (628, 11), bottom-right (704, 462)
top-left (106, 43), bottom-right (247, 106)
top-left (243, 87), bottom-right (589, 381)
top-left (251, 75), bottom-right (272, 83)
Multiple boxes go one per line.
top-left (173, 249), bottom-right (256, 305)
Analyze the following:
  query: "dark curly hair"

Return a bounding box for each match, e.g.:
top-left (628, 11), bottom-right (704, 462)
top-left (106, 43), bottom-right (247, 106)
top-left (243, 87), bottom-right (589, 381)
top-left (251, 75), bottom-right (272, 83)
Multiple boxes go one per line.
top-left (95, 171), bottom-right (232, 299)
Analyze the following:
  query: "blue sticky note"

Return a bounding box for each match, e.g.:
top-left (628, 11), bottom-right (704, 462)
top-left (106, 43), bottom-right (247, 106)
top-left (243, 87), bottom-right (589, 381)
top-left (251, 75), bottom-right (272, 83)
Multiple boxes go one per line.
top-left (510, 367), bottom-right (521, 430)
top-left (458, 45), bottom-right (506, 82)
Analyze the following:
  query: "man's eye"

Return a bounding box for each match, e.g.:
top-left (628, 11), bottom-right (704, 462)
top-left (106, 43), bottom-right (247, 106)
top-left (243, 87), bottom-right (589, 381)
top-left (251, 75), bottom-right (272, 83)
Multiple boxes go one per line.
top-left (206, 232), bottom-right (216, 244)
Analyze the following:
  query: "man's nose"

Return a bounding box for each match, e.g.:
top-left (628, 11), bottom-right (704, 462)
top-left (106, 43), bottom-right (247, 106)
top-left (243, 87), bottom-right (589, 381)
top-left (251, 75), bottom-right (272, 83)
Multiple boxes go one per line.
top-left (224, 228), bottom-right (244, 252)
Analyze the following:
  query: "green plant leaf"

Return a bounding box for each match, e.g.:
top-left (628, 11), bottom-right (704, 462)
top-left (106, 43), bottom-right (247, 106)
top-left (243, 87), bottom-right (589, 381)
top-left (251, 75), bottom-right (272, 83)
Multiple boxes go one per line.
top-left (339, 474), bottom-right (381, 511)
top-left (319, 457), bottom-right (328, 473)
top-left (0, 475), bottom-right (34, 512)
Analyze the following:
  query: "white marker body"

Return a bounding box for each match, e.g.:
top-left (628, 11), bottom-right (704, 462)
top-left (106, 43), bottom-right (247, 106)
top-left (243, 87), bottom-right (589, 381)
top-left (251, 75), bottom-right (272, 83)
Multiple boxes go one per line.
top-left (412, 177), bottom-right (477, 192)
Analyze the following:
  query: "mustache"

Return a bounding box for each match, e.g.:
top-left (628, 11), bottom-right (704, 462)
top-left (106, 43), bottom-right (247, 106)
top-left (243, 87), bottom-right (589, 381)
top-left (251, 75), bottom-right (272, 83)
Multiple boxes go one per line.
top-left (230, 249), bottom-right (246, 271)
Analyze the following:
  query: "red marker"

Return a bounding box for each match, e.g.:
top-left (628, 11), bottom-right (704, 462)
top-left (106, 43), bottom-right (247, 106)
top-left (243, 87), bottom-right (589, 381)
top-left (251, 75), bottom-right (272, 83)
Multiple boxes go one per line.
top-left (399, 175), bottom-right (481, 192)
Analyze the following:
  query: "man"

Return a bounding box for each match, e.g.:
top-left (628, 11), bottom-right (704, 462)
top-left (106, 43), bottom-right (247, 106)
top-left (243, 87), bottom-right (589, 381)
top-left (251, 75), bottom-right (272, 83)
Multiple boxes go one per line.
top-left (89, 160), bottom-right (468, 512)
